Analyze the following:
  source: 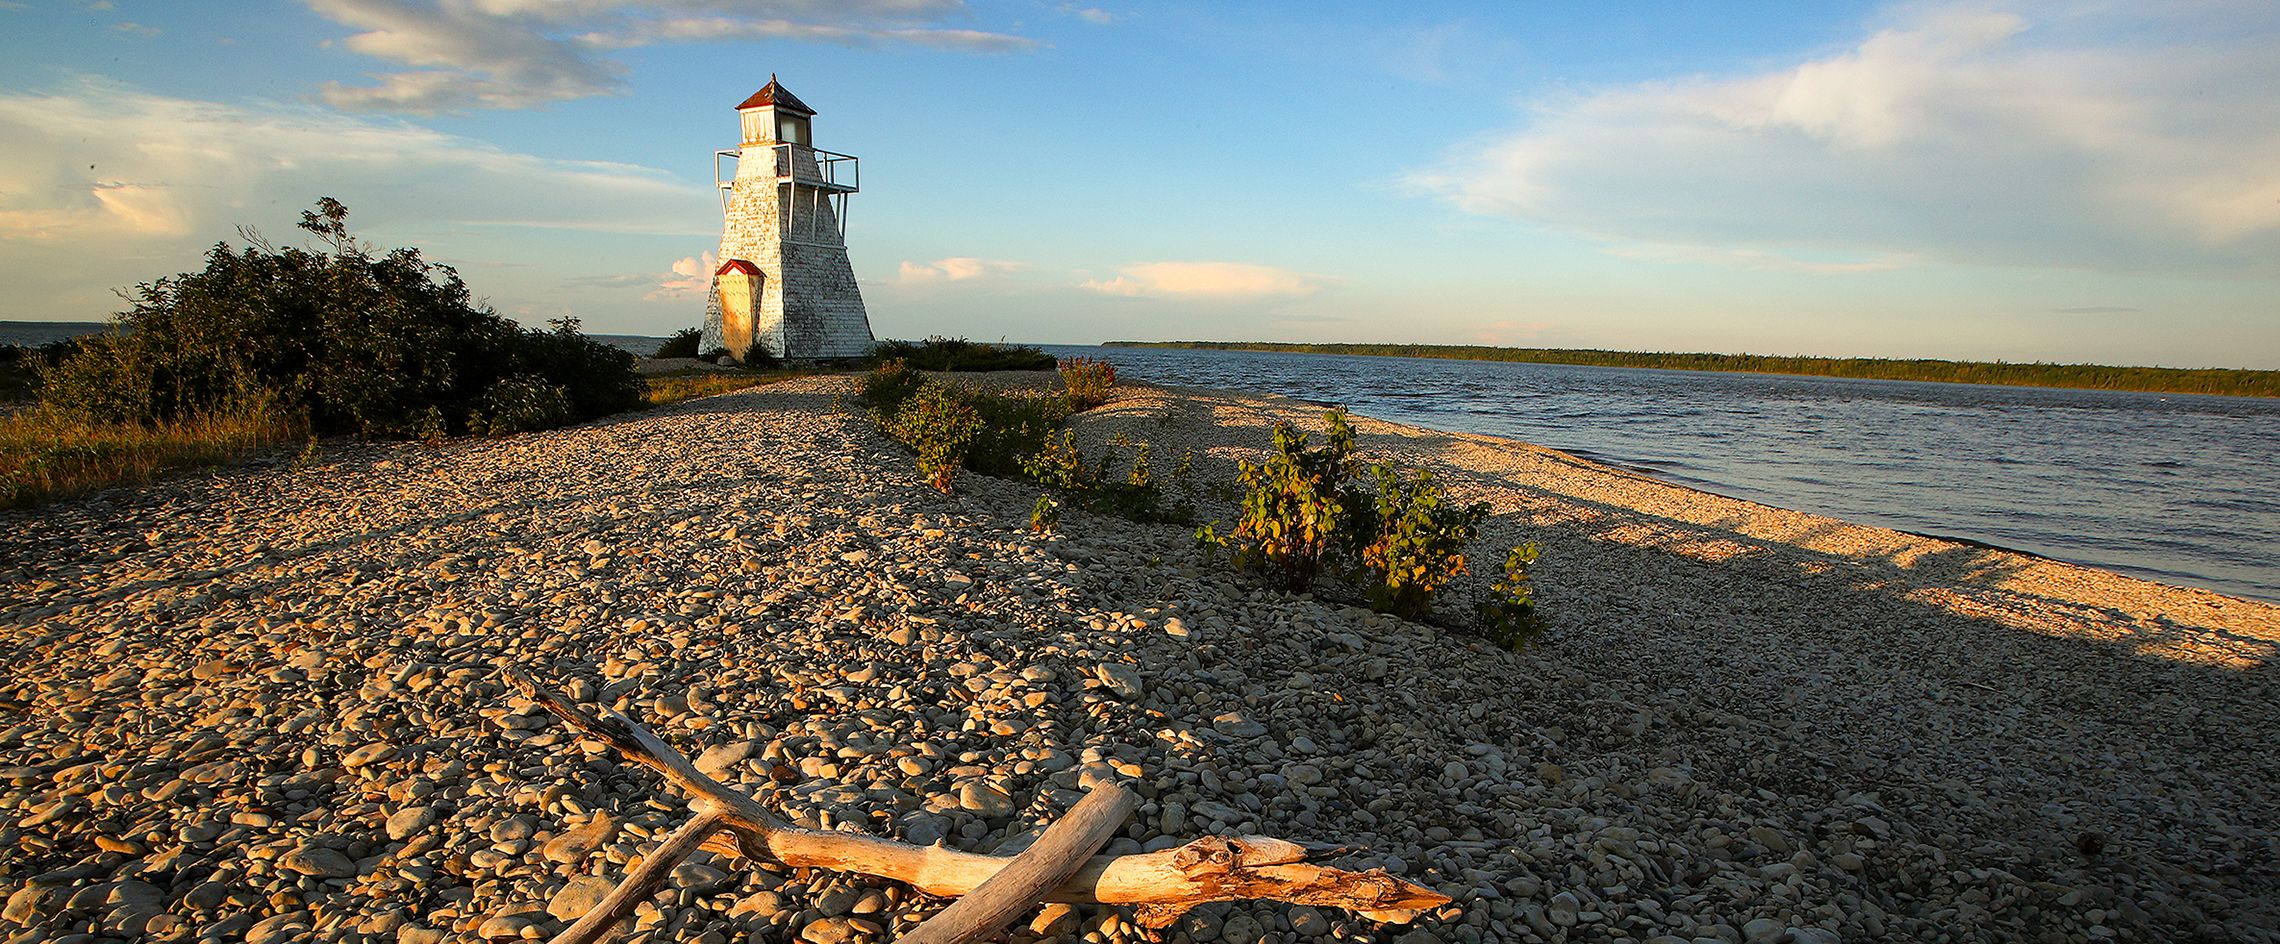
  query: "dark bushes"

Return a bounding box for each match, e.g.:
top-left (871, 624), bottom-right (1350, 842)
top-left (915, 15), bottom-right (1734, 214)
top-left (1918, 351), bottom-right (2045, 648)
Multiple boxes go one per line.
top-left (654, 328), bottom-right (702, 358)
top-left (869, 336), bottom-right (1055, 372)
top-left (37, 198), bottom-right (639, 439)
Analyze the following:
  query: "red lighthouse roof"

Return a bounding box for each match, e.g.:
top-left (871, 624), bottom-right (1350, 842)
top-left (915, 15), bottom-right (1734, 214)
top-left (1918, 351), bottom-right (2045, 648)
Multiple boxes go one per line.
top-left (735, 75), bottom-right (814, 116)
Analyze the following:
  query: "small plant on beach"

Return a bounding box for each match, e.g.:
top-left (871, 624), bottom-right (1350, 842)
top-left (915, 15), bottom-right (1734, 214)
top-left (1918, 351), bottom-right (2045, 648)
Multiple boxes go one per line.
top-left (1030, 494), bottom-right (1062, 533)
top-left (1197, 408), bottom-right (1539, 640)
top-left (654, 328), bottom-right (702, 358)
top-left (1358, 464), bottom-right (1490, 620)
top-left (966, 390), bottom-right (1072, 479)
top-left (1475, 543), bottom-right (1545, 649)
top-left (858, 360), bottom-right (926, 414)
top-left (1198, 409), bottom-right (1369, 591)
top-left (883, 382), bottom-right (982, 492)
top-left (1019, 430), bottom-right (1192, 524)
top-left (1059, 356), bottom-right (1118, 410)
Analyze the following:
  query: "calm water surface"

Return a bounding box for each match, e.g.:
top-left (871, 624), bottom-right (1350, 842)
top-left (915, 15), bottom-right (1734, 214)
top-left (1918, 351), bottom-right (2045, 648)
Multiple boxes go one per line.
top-left (1050, 345), bottom-right (2280, 604)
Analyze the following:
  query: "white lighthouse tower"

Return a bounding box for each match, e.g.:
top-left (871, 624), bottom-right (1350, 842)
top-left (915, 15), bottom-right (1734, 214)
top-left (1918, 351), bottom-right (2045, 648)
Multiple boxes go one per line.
top-left (701, 77), bottom-right (874, 362)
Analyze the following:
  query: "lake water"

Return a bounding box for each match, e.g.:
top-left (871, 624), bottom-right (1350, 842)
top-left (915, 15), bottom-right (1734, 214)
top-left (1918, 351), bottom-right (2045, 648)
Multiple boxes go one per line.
top-left (1048, 345), bottom-right (2280, 605)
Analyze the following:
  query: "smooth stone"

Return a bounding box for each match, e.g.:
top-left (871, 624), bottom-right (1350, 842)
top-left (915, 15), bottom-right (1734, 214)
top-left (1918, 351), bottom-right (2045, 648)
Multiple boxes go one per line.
top-left (548, 876), bottom-right (617, 922)
top-left (1744, 917), bottom-right (1786, 943)
top-left (673, 862), bottom-right (732, 893)
top-left (1096, 663), bottom-right (1143, 699)
top-left (386, 806), bottom-right (439, 841)
top-left (957, 781), bottom-right (1016, 818)
top-left (697, 741), bottom-right (755, 778)
top-left (543, 813), bottom-right (617, 864)
top-left (478, 912), bottom-right (544, 940)
top-left (799, 917), bottom-right (858, 944)
top-left (280, 846), bottom-right (357, 878)
top-left (1548, 891), bottom-right (1580, 927)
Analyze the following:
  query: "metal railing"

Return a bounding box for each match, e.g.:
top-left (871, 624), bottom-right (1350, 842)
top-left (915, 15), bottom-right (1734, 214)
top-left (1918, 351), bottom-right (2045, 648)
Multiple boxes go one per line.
top-left (713, 145), bottom-right (861, 245)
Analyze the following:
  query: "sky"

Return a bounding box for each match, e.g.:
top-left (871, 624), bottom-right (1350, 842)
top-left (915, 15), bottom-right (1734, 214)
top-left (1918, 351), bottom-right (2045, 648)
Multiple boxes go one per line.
top-left (2, 1), bottom-right (2276, 368)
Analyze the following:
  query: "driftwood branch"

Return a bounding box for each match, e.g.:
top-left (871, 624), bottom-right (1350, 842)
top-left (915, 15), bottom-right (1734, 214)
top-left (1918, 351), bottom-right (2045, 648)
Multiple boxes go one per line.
top-left (901, 782), bottom-right (1136, 944)
top-left (504, 669), bottom-right (1450, 943)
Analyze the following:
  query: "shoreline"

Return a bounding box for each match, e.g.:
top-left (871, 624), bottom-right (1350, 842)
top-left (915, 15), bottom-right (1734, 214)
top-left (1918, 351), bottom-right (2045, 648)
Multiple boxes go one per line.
top-left (3, 373), bottom-right (2275, 942)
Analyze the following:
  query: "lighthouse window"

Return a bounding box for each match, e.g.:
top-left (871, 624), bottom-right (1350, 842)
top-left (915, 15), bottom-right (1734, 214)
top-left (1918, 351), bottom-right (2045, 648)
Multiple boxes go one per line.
top-left (777, 115), bottom-right (809, 145)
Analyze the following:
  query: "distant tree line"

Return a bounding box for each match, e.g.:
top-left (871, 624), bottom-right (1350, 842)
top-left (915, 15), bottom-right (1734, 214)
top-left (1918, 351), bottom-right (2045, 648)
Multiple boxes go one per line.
top-left (1105, 341), bottom-right (2280, 399)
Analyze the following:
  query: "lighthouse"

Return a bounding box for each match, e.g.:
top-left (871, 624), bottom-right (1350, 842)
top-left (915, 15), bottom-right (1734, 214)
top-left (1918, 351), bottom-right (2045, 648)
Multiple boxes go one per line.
top-left (701, 77), bottom-right (874, 362)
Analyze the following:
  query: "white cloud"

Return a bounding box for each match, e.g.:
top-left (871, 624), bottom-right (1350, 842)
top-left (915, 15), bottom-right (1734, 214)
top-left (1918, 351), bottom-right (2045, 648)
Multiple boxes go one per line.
top-left (1077, 261), bottom-right (1324, 299)
top-left (1062, 6), bottom-right (1113, 26)
top-left (1415, 2), bottom-right (2280, 276)
top-left (0, 80), bottom-right (707, 242)
top-left (0, 80), bottom-right (714, 322)
top-left (649, 251), bottom-right (718, 299)
top-left (111, 21), bottom-right (160, 37)
top-left (898, 256), bottom-right (1022, 283)
top-left (307, 0), bottom-right (1036, 112)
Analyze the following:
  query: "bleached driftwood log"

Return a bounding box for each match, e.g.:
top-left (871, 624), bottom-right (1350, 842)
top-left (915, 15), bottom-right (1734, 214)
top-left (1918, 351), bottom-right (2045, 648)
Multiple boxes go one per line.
top-left (503, 669), bottom-right (1450, 944)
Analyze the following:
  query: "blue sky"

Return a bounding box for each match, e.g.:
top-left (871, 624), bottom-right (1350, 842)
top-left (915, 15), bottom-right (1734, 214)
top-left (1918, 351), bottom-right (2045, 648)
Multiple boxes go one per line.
top-left (3, 1), bottom-right (2276, 368)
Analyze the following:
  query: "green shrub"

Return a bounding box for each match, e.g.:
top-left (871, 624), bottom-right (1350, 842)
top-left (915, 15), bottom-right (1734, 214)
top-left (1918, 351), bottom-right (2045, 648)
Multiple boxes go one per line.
top-left (1198, 410), bottom-right (1369, 591)
top-left (1058, 356), bottom-right (1117, 409)
top-left (655, 328), bottom-right (702, 358)
top-left (858, 360), bottom-right (925, 413)
top-left (1020, 430), bottom-right (1183, 523)
top-left (36, 198), bottom-right (638, 439)
top-left (1359, 465), bottom-right (1489, 619)
top-left (1198, 408), bottom-right (1541, 642)
top-left (740, 342), bottom-right (782, 368)
top-left (882, 381), bottom-right (983, 492)
top-left (1476, 543), bottom-right (1545, 649)
top-left (966, 389), bottom-right (1071, 478)
top-left (468, 374), bottom-right (573, 436)
top-left (1030, 494), bottom-right (1062, 533)
top-left (870, 336), bottom-right (1055, 372)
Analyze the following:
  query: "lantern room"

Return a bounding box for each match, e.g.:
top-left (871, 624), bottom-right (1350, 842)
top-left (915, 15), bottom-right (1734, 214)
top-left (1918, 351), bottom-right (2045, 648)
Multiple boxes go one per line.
top-left (736, 74), bottom-right (815, 147)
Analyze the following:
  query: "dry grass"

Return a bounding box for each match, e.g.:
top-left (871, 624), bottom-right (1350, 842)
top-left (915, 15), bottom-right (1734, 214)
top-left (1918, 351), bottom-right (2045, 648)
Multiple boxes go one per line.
top-left (643, 369), bottom-right (816, 407)
top-left (0, 402), bottom-right (304, 510)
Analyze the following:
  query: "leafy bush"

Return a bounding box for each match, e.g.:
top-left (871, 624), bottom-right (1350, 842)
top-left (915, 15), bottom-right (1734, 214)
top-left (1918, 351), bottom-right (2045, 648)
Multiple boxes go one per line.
top-left (870, 336), bottom-right (1054, 372)
top-left (966, 389), bottom-right (1071, 478)
top-left (467, 374), bottom-right (573, 437)
top-left (866, 364), bottom-right (1073, 494)
top-left (1058, 356), bottom-right (1117, 409)
top-left (740, 342), bottom-right (783, 369)
top-left (1020, 430), bottom-right (1189, 523)
top-left (655, 328), bottom-right (702, 358)
top-left (1197, 408), bottom-right (1542, 645)
top-left (1198, 410), bottom-right (1368, 591)
top-left (37, 198), bottom-right (640, 439)
top-left (1359, 465), bottom-right (1489, 619)
top-left (881, 381), bottom-right (983, 492)
top-left (1475, 543), bottom-right (1545, 649)
top-left (858, 360), bottom-right (926, 413)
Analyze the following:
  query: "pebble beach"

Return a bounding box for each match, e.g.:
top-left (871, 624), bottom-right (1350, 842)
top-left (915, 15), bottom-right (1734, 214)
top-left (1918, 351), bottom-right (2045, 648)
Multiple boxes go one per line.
top-left (2, 372), bottom-right (2275, 944)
